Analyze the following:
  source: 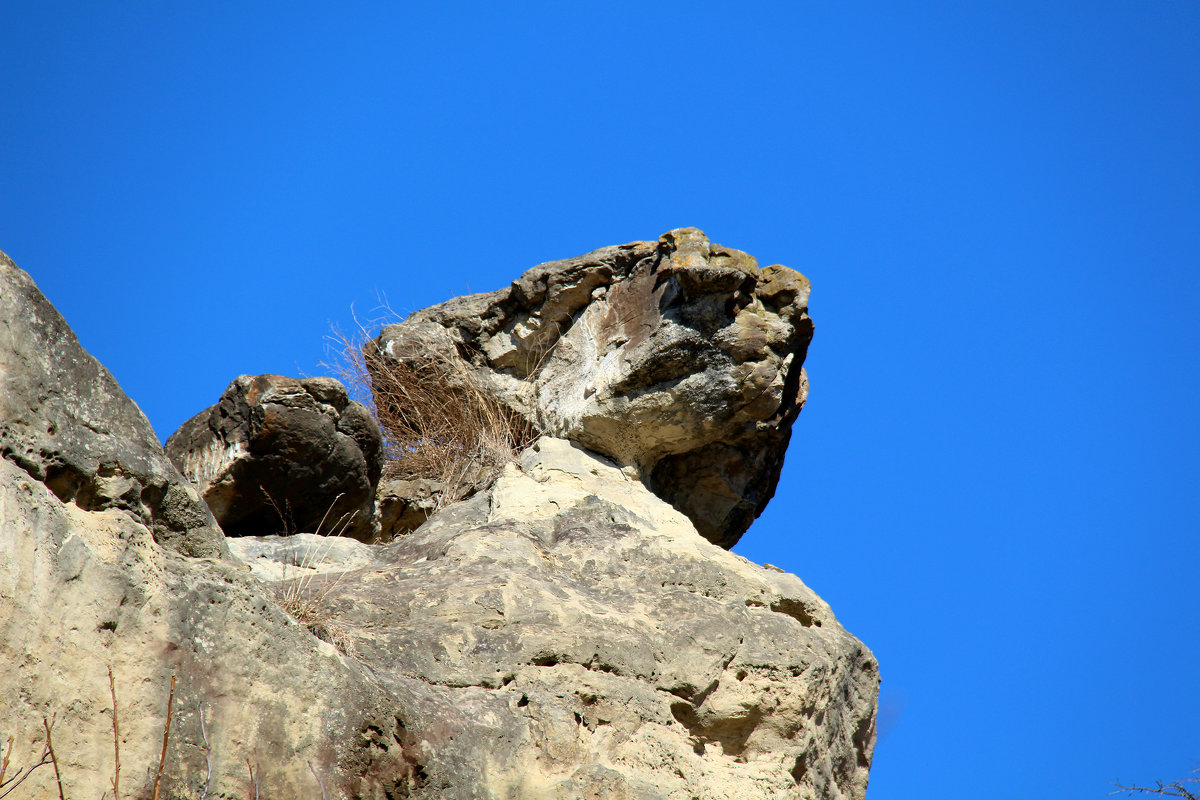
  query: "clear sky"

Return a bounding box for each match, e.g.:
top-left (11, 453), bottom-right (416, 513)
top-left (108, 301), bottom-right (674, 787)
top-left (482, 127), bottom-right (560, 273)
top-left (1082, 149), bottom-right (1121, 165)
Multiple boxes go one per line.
top-left (3, 3), bottom-right (1197, 798)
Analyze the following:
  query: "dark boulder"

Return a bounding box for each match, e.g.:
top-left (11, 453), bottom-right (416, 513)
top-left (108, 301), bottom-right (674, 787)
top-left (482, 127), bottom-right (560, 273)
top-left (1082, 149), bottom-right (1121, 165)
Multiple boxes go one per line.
top-left (166, 374), bottom-right (383, 541)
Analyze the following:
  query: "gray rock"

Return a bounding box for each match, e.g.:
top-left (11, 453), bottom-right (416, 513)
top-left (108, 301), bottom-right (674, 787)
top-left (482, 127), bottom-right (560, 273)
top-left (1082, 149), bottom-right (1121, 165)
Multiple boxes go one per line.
top-left (377, 476), bottom-right (443, 537)
top-left (165, 374), bottom-right (384, 541)
top-left (371, 229), bottom-right (813, 548)
top-left (0, 249), bottom-right (225, 558)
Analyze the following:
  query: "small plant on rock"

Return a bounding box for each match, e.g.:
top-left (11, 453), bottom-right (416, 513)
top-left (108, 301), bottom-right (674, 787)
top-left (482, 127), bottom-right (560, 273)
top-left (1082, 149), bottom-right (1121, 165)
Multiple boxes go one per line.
top-left (265, 492), bottom-right (357, 655)
top-left (327, 312), bottom-right (538, 511)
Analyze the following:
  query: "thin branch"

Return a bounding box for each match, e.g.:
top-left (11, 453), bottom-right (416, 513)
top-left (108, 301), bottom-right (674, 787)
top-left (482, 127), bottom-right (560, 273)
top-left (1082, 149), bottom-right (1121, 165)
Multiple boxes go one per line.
top-left (0, 735), bottom-right (12, 788)
top-left (307, 760), bottom-right (327, 800)
top-left (42, 716), bottom-right (64, 800)
top-left (150, 674), bottom-right (175, 800)
top-left (198, 704), bottom-right (212, 800)
top-left (108, 665), bottom-right (120, 800)
top-left (1112, 770), bottom-right (1200, 800)
top-left (0, 740), bottom-right (52, 799)
top-left (245, 758), bottom-right (259, 800)
top-left (0, 732), bottom-right (56, 799)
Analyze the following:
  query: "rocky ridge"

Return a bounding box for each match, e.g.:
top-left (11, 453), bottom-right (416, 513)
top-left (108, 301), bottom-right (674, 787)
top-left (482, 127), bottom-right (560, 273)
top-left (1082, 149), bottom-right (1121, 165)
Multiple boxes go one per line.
top-left (0, 234), bottom-right (877, 800)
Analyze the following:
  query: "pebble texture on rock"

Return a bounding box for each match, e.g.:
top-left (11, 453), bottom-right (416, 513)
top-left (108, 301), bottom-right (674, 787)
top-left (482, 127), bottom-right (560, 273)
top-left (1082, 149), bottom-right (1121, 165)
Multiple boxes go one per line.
top-left (165, 374), bottom-right (384, 541)
top-left (371, 228), bottom-right (813, 548)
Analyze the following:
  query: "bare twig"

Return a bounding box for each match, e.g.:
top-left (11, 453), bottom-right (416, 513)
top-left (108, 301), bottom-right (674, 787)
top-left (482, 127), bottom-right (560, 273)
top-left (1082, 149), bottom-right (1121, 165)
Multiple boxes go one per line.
top-left (150, 674), bottom-right (175, 800)
top-left (1112, 768), bottom-right (1200, 799)
top-left (198, 704), bottom-right (212, 800)
top-left (108, 665), bottom-right (120, 800)
top-left (42, 716), bottom-right (64, 800)
top-left (0, 734), bottom-right (52, 799)
top-left (0, 735), bottom-right (12, 788)
top-left (307, 760), bottom-right (327, 800)
top-left (245, 758), bottom-right (259, 800)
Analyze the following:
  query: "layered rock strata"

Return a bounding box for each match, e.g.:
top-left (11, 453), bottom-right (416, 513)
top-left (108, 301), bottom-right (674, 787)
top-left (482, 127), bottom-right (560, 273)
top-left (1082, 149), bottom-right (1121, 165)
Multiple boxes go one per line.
top-left (371, 228), bottom-right (813, 548)
top-left (165, 374), bottom-right (383, 541)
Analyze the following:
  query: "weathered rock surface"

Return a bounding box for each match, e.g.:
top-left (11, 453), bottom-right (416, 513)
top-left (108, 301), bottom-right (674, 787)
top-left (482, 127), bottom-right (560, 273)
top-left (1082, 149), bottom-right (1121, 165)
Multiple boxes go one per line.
top-left (227, 436), bottom-right (878, 799)
top-left (371, 228), bottom-right (813, 548)
top-left (377, 476), bottom-right (443, 537)
top-left (0, 250), bottom-right (226, 558)
top-left (1, 456), bottom-right (427, 799)
top-left (165, 374), bottom-right (384, 541)
top-left (2, 243), bottom-right (877, 800)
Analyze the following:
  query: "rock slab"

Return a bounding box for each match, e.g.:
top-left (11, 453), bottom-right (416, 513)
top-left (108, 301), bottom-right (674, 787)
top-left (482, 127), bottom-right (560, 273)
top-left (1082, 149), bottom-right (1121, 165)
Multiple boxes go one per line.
top-left (229, 437), bottom-right (878, 800)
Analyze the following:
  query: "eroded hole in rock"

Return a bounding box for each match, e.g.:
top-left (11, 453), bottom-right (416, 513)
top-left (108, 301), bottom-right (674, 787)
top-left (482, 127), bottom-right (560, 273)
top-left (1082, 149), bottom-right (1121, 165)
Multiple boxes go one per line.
top-left (670, 702), bottom-right (763, 759)
top-left (790, 753), bottom-right (808, 785)
top-left (44, 464), bottom-right (85, 503)
top-left (769, 598), bottom-right (821, 627)
top-left (516, 694), bottom-right (529, 707)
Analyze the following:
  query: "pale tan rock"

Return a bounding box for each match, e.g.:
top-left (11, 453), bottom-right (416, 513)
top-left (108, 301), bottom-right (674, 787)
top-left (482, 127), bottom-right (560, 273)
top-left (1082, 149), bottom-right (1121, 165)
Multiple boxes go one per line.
top-left (227, 437), bottom-right (879, 800)
top-left (0, 458), bottom-right (421, 800)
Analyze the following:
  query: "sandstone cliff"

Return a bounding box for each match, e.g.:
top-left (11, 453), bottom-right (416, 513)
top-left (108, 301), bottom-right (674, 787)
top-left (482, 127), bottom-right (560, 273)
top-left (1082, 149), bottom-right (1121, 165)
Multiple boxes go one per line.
top-left (0, 234), bottom-right (878, 800)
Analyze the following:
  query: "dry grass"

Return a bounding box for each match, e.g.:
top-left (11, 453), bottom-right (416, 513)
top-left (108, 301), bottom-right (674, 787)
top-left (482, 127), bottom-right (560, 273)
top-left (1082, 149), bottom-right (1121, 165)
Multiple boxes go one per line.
top-left (265, 492), bottom-right (358, 655)
top-left (326, 312), bottom-right (538, 512)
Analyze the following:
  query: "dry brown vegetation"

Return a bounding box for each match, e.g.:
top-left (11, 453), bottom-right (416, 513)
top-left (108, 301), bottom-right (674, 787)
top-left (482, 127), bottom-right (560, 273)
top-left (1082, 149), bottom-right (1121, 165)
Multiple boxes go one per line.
top-left (264, 492), bottom-right (357, 654)
top-left (327, 314), bottom-right (538, 511)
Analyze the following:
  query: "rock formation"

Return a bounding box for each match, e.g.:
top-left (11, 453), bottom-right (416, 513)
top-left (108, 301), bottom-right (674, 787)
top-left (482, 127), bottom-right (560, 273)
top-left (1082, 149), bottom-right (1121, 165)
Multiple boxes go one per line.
top-left (165, 374), bottom-right (383, 541)
top-left (0, 252), bottom-right (226, 560)
top-left (371, 228), bottom-right (813, 548)
top-left (0, 236), bottom-right (877, 800)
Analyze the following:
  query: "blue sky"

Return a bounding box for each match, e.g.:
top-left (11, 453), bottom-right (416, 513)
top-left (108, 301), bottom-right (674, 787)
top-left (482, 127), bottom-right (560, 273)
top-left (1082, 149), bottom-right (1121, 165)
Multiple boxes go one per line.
top-left (3, 3), bottom-right (1197, 797)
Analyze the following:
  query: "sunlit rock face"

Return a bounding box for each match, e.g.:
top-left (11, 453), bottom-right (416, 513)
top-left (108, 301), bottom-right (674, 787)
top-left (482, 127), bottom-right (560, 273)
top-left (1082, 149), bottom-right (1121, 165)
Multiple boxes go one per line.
top-left (228, 437), bottom-right (880, 800)
top-left (373, 228), bottom-right (814, 548)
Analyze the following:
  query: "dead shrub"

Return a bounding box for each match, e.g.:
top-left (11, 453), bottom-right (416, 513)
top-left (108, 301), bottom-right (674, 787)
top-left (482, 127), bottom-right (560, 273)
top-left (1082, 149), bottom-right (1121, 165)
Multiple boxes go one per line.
top-left (326, 313), bottom-right (537, 512)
